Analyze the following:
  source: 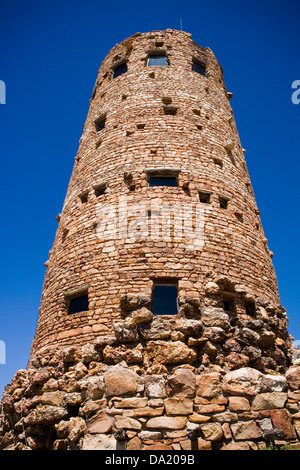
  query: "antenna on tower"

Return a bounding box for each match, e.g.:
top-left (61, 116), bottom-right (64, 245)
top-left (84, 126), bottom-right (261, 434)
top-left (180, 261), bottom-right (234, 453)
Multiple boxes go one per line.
top-left (180, 18), bottom-right (183, 31)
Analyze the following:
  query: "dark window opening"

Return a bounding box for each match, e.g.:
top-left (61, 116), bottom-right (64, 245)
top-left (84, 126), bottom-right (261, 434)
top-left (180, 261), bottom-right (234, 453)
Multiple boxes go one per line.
top-left (94, 183), bottom-right (107, 197)
top-left (147, 55), bottom-right (168, 66)
top-left (245, 301), bottom-right (256, 317)
top-left (149, 175), bottom-right (178, 187)
top-left (163, 106), bottom-right (178, 115)
top-left (79, 191), bottom-right (88, 204)
top-left (152, 283), bottom-right (178, 316)
top-left (235, 212), bottom-right (244, 223)
top-left (223, 298), bottom-right (235, 313)
top-left (68, 293), bottom-right (89, 315)
top-left (192, 60), bottom-right (206, 76)
top-left (198, 191), bottom-right (211, 204)
top-left (219, 196), bottom-right (229, 209)
top-left (113, 62), bottom-right (127, 79)
top-left (95, 115), bottom-right (106, 132)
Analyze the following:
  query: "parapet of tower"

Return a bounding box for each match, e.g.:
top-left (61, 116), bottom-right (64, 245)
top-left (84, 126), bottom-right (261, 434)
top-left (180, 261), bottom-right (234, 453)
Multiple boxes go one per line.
top-left (1, 30), bottom-right (300, 452)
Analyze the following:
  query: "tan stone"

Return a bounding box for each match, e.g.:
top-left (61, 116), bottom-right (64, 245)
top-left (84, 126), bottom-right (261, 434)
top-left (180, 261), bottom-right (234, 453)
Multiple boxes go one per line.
top-left (231, 420), bottom-right (262, 440)
top-left (39, 391), bottom-right (66, 407)
top-left (127, 436), bottom-right (141, 450)
top-left (270, 409), bottom-right (296, 439)
top-left (123, 407), bottom-right (164, 417)
top-left (87, 411), bottom-right (113, 434)
top-left (104, 364), bottom-right (144, 397)
top-left (113, 397), bottom-right (148, 408)
top-left (164, 398), bottom-right (193, 415)
top-left (228, 396), bottom-right (250, 411)
top-left (195, 404), bottom-right (225, 414)
top-left (251, 392), bottom-right (287, 410)
top-left (168, 368), bottom-right (196, 398)
top-left (189, 414), bottom-right (211, 424)
top-left (197, 438), bottom-right (212, 450)
top-left (146, 341), bottom-right (197, 365)
top-left (114, 416), bottom-right (142, 431)
top-left (146, 417), bottom-right (187, 430)
top-left (286, 366), bottom-right (300, 391)
top-left (200, 423), bottom-right (223, 441)
top-left (222, 367), bottom-right (263, 396)
top-left (196, 372), bottom-right (222, 398)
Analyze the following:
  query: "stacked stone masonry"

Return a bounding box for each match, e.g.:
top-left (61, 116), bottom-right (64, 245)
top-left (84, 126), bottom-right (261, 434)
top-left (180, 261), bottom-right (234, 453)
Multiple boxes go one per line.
top-left (30, 29), bottom-right (280, 357)
top-left (1, 30), bottom-right (298, 451)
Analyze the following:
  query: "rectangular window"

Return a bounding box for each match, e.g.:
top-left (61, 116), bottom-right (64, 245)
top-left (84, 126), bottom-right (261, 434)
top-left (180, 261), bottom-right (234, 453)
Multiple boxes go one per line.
top-left (68, 293), bottom-right (89, 315)
top-left (163, 106), bottom-right (178, 115)
top-left (149, 175), bottom-right (178, 187)
top-left (147, 55), bottom-right (168, 66)
top-left (192, 60), bottom-right (206, 76)
top-left (113, 62), bottom-right (127, 78)
top-left (152, 283), bottom-right (178, 316)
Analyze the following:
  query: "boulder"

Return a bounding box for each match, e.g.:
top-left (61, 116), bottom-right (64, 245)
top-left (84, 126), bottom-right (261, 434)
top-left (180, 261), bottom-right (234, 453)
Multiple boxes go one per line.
top-left (222, 367), bottom-right (263, 396)
top-left (103, 363), bottom-right (144, 397)
top-left (146, 341), bottom-right (197, 364)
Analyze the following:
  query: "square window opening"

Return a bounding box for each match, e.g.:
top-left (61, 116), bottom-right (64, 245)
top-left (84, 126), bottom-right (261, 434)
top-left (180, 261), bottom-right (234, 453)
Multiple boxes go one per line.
top-left (223, 298), bottom-right (235, 313)
top-left (147, 55), bottom-right (168, 66)
top-left (94, 183), bottom-right (107, 197)
top-left (79, 191), bottom-right (89, 204)
top-left (192, 60), bottom-right (206, 76)
top-left (67, 293), bottom-right (89, 315)
top-left (219, 196), bottom-right (229, 209)
top-left (152, 283), bottom-right (178, 316)
top-left (113, 62), bottom-right (127, 79)
top-left (198, 191), bottom-right (211, 204)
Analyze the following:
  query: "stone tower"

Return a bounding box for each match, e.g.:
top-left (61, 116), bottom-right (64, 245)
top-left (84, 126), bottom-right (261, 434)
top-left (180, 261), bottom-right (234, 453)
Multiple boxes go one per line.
top-left (2, 30), bottom-right (300, 451)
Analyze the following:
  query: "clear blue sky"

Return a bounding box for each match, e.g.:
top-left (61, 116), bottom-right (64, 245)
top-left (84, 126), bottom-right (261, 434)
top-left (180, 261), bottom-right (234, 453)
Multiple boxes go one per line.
top-left (0, 0), bottom-right (299, 395)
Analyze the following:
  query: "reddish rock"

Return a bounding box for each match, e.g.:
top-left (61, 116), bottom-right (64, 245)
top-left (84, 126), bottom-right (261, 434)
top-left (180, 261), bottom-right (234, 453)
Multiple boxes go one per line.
top-left (270, 409), bottom-right (296, 440)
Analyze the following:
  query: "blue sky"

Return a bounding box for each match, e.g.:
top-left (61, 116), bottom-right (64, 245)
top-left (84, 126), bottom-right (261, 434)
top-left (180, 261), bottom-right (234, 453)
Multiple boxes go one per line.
top-left (0, 0), bottom-right (299, 395)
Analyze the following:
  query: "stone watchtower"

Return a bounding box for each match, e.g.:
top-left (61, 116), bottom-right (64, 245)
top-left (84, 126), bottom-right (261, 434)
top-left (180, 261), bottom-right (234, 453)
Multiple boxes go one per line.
top-left (1, 30), bottom-right (300, 451)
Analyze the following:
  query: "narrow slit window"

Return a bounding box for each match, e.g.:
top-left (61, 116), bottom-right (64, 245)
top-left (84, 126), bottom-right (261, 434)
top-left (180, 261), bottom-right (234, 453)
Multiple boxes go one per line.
top-left (245, 301), bottom-right (256, 317)
top-left (95, 115), bottom-right (106, 132)
top-left (148, 175), bottom-right (178, 187)
top-left (68, 293), bottom-right (89, 315)
top-left (219, 196), bottom-right (229, 209)
top-left (147, 55), bottom-right (168, 66)
top-left (113, 62), bottom-right (127, 78)
top-left (152, 283), bottom-right (178, 316)
top-left (192, 60), bottom-right (206, 76)
top-left (79, 191), bottom-right (89, 204)
top-left (198, 191), bottom-right (211, 204)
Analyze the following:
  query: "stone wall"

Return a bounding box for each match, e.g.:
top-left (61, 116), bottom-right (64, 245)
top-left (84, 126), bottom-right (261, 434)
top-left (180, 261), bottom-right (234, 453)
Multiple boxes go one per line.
top-left (1, 340), bottom-right (300, 451)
